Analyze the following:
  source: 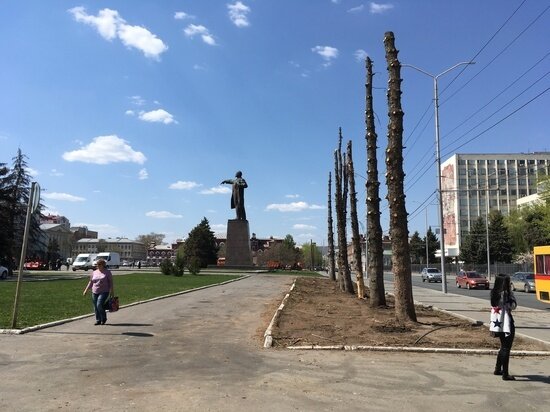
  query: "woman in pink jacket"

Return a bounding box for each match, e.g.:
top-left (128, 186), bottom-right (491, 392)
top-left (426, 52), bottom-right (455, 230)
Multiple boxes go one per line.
top-left (83, 259), bottom-right (114, 325)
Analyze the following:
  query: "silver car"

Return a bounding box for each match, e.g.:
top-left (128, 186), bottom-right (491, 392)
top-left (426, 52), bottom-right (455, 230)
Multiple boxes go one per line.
top-left (421, 267), bottom-right (442, 283)
top-left (0, 264), bottom-right (8, 280)
top-left (511, 272), bottom-right (536, 293)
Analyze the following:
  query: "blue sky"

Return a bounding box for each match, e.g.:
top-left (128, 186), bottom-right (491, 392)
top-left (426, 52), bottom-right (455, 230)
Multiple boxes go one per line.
top-left (1, 0), bottom-right (549, 246)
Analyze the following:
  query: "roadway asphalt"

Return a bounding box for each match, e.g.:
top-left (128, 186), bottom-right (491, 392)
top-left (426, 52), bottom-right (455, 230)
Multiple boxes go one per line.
top-left (0, 273), bottom-right (549, 412)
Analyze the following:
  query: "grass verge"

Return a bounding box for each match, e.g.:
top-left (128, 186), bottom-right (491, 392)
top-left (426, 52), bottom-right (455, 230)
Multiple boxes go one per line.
top-left (0, 272), bottom-right (241, 329)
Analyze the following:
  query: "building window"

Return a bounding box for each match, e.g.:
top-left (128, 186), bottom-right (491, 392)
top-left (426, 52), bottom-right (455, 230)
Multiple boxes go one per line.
top-left (459, 168), bottom-right (466, 175)
top-left (508, 168), bottom-right (516, 176)
top-left (478, 168), bottom-right (486, 175)
top-left (459, 159), bottom-right (466, 165)
top-left (519, 189), bottom-right (527, 196)
top-left (528, 159), bottom-right (535, 165)
top-left (511, 189), bottom-right (517, 195)
top-left (497, 160), bottom-right (505, 165)
top-left (459, 178), bottom-right (467, 185)
top-left (500, 199), bottom-right (508, 205)
top-left (499, 178), bottom-right (506, 186)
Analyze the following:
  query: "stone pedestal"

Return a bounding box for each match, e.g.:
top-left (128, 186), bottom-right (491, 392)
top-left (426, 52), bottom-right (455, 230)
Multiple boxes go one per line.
top-left (225, 219), bottom-right (253, 267)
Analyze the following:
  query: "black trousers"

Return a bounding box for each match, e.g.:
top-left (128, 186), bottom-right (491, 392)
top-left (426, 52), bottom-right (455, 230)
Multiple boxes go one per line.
top-left (496, 323), bottom-right (515, 375)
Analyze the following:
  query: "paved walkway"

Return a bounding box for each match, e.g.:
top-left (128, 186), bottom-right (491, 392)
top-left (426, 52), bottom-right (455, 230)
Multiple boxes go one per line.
top-left (407, 283), bottom-right (550, 345)
top-left (0, 274), bottom-right (549, 412)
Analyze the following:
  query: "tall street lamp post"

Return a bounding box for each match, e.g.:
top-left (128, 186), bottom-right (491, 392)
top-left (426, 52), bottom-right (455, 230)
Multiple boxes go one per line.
top-left (402, 61), bottom-right (475, 293)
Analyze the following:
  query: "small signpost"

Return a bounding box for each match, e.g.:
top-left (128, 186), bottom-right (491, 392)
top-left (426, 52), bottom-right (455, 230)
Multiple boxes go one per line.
top-left (11, 182), bottom-right (40, 329)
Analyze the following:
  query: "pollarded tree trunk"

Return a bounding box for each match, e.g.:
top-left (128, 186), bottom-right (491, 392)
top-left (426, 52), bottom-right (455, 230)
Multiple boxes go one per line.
top-left (346, 141), bottom-right (366, 298)
top-left (334, 128), bottom-right (354, 294)
top-left (327, 172), bottom-right (336, 281)
top-left (384, 32), bottom-right (416, 323)
top-left (365, 56), bottom-right (387, 307)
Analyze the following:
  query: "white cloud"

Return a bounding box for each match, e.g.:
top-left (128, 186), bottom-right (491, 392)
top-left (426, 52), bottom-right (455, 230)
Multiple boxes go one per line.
top-left (146, 211), bottom-right (183, 219)
top-left (266, 201), bottom-right (325, 212)
top-left (62, 135), bottom-right (146, 165)
top-left (125, 110), bottom-right (135, 116)
top-left (348, 5), bottom-right (365, 13)
top-left (50, 169), bottom-right (64, 177)
top-left (68, 7), bottom-right (168, 60)
top-left (354, 49), bottom-right (369, 62)
top-left (285, 194), bottom-right (300, 198)
top-left (184, 24), bottom-right (216, 46)
top-left (227, 2), bottom-right (251, 28)
top-left (130, 95), bottom-right (145, 106)
top-left (117, 23), bottom-right (168, 60)
top-left (174, 11), bottom-right (194, 20)
top-left (138, 168), bottom-right (148, 180)
top-left (169, 181), bottom-right (201, 190)
top-left (69, 7), bottom-right (120, 40)
top-left (193, 63), bottom-right (207, 70)
top-left (293, 224), bottom-right (316, 230)
top-left (311, 46), bottom-right (339, 66)
top-left (211, 223), bottom-right (227, 233)
top-left (297, 233), bottom-right (315, 239)
top-left (200, 186), bottom-right (231, 195)
top-left (25, 167), bottom-right (39, 177)
top-left (138, 109), bottom-right (177, 124)
top-left (42, 192), bottom-right (86, 202)
top-left (369, 2), bottom-right (394, 14)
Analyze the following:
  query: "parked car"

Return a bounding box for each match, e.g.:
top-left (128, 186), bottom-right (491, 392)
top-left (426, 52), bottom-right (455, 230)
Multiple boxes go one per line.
top-left (456, 270), bottom-right (490, 290)
top-left (421, 267), bottom-right (442, 283)
top-left (0, 264), bottom-right (8, 279)
top-left (24, 260), bottom-right (48, 270)
top-left (510, 272), bottom-right (536, 293)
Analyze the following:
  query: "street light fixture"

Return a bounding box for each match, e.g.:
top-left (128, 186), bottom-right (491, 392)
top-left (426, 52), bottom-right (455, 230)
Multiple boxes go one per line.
top-left (402, 61), bottom-right (475, 293)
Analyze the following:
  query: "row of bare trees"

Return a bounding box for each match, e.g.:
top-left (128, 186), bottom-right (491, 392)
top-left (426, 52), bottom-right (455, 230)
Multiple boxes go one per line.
top-left (326, 32), bottom-right (417, 323)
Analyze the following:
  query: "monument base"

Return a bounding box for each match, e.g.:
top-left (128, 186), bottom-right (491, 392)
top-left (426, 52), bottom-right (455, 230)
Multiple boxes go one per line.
top-left (225, 219), bottom-right (253, 267)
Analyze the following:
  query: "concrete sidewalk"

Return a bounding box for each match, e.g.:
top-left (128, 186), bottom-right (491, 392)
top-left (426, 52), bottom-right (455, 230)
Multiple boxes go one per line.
top-left (406, 283), bottom-right (550, 346)
top-left (0, 274), bottom-right (549, 412)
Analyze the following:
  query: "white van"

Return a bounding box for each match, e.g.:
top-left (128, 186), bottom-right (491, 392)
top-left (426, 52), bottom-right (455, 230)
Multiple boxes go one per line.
top-left (72, 253), bottom-right (98, 271)
top-left (92, 252), bottom-right (121, 269)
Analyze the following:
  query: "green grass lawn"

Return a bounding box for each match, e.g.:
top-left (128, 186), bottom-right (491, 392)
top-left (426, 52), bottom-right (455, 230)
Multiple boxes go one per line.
top-left (0, 273), bottom-right (241, 329)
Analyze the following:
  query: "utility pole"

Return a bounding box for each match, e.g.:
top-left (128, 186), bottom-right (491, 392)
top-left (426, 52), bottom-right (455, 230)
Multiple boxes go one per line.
top-left (425, 206), bottom-right (429, 267)
top-left (402, 61), bottom-right (475, 293)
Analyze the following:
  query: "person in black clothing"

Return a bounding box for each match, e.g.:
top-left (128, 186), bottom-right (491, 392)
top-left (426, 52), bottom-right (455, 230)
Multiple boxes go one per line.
top-left (490, 274), bottom-right (517, 381)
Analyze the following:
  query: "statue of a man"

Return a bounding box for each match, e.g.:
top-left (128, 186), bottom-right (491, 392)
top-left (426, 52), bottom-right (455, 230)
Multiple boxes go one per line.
top-left (221, 171), bottom-right (248, 220)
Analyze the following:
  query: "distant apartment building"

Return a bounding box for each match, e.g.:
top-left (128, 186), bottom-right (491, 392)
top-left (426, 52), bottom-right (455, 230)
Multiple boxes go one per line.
top-left (73, 238), bottom-right (146, 262)
top-left (39, 214), bottom-right (72, 259)
top-left (441, 152), bottom-right (550, 256)
top-left (70, 226), bottom-right (98, 242)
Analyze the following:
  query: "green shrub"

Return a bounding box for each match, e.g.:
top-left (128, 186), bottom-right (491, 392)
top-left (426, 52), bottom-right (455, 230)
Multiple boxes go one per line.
top-left (187, 257), bottom-right (201, 275)
top-left (160, 258), bottom-right (173, 275)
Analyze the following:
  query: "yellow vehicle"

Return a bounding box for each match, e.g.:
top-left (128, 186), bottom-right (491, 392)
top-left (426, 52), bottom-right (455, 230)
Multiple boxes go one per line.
top-left (534, 246), bottom-right (550, 303)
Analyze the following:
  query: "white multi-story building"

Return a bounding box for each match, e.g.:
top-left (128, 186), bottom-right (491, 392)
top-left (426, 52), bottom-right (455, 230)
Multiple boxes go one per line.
top-left (73, 238), bottom-right (147, 262)
top-left (440, 152), bottom-right (550, 256)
